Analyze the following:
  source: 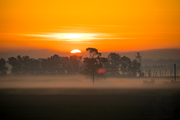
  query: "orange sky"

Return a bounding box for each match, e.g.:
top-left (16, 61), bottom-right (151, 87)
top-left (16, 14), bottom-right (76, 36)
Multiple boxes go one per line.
top-left (0, 0), bottom-right (180, 53)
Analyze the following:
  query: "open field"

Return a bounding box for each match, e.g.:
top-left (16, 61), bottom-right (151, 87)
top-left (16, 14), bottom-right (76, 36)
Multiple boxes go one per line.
top-left (0, 76), bottom-right (180, 120)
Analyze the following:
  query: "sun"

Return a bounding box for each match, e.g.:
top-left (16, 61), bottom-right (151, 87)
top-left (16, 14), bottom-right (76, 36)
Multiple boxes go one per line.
top-left (71, 49), bottom-right (81, 54)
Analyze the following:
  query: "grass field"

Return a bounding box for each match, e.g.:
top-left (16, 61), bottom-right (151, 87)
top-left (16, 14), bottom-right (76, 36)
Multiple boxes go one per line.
top-left (1, 88), bottom-right (180, 120)
top-left (0, 76), bottom-right (180, 120)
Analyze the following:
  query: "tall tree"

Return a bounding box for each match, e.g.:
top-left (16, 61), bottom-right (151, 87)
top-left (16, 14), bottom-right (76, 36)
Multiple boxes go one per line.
top-left (83, 48), bottom-right (101, 75)
top-left (83, 48), bottom-right (107, 81)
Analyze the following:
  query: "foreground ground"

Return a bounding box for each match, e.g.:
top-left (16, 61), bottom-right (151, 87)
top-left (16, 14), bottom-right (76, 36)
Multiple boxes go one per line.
top-left (0, 88), bottom-right (180, 120)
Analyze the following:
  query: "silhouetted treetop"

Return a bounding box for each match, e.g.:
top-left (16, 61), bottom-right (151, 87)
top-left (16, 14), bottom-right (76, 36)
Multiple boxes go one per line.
top-left (86, 48), bottom-right (101, 58)
top-left (108, 53), bottom-right (121, 61)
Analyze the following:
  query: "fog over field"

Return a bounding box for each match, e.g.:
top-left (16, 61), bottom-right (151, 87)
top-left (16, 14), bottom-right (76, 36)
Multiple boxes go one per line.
top-left (0, 75), bottom-right (179, 95)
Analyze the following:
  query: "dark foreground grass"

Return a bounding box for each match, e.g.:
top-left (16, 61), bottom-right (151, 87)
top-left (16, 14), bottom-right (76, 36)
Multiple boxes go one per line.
top-left (0, 88), bottom-right (180, 120)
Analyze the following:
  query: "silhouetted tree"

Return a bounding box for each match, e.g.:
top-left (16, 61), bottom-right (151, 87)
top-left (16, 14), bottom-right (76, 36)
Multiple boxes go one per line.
top-left (61, 56), bottom-right (72, 74)
top-left (7, 56), bottom-right (21, 75)
top-left (8, 55), bottom-right (42, 75)
top-left (29, 59), bottom-right (41, 74)
top-left (21, 56), bottom-right (31, 74)
top-left (86, 48), bottom-right (101, 58)
top-left (83, 57), bottom-right (97, 76)
top-left (41, 58), bottom-right (50, 74)
top-left (106, 53), bottom-right (121, 76)
top-left (5, 51), bottom-right (143, 77)
top-left (120, 56), bottom-right (131, 76)
top-left (84, 48), bottom-right (102, 74)
top-left (83, 48), bottom-right (99, 76)
top-left (0, 58), bottom-right (8, 75)
top-left (49, 54), bottom-right (61, 74)
top-left (128, 59), bottom-right (141, 76)
top-left (70, 55), bottom-right (82, 74)
top-left (83, 48), bottom-right (107, 80)
top-left (41, 54), bottom-right (63, 74)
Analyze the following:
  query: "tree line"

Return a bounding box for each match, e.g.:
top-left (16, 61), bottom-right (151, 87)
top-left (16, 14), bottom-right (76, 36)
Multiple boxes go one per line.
top-left (0, 48), bottom-right (143, 77)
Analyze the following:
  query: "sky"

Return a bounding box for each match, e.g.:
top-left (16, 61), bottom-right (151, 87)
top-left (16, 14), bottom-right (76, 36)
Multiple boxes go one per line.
top-left (0, 0), bottom-right (180, 53)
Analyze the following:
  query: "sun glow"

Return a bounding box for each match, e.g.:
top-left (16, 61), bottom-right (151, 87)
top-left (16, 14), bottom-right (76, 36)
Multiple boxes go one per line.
top-left (64, 34), bottom-right (84, 39)
top-left (71, 49), bottom-right (81, 53)
top-left (25, 33), bottom-right (101, 42)
top-left (52, 33), bottom-right (97, 41)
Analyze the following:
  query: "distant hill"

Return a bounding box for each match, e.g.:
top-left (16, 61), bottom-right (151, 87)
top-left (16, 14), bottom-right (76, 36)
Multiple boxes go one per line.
top-left (0, 49), bottom-right (70, 60)
top-left (101, 49), bottom-right (180, 60)
top-left (140, 49), bottom-right (180, 60)
top-left (0, 49), bottom-right (180, 60)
